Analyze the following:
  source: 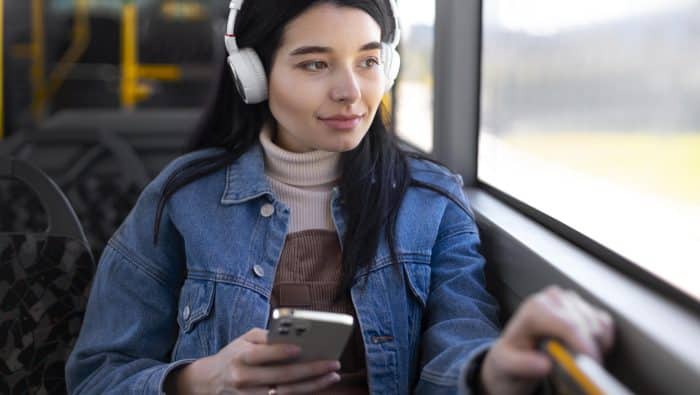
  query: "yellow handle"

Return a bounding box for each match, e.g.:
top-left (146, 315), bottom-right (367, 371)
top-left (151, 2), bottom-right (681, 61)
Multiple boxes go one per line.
top-left (543, 339), bottom-right (605, 395)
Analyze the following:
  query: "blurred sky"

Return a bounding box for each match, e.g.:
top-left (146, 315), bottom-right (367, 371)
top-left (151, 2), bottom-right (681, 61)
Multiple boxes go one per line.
top-left (398, 0), bottom-right (435, 33)
top-left (492, 0), bottom-right (696, 35)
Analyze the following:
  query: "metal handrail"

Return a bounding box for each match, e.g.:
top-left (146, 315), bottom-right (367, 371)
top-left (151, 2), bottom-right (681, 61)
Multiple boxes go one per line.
top-left (0, 157), bottom-right (91, 248)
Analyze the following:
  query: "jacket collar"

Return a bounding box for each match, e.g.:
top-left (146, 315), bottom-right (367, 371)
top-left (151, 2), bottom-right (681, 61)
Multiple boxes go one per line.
top-left (220, 143), bottom-right (274, 205)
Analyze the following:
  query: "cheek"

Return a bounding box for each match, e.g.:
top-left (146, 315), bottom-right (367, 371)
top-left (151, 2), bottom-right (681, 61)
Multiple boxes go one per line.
top-left (363, 74), bottom-right (386, 105)
top-left (269, 73), bottom-right (319, 123)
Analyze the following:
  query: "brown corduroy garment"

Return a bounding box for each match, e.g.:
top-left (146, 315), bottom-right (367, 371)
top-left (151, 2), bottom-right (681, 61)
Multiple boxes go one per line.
top-left (270, 230), bottom-right (369, 394)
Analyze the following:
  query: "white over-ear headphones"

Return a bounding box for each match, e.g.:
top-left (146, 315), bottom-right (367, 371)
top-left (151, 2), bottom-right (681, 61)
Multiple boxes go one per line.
top-left (225, 0), bottom-right (402, 104)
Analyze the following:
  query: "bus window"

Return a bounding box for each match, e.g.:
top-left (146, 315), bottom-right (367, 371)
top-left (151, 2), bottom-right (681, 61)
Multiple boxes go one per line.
top-left (478, 0), bottom-right (700, 301)
top-left (394, 0), bottom-right (434, 152)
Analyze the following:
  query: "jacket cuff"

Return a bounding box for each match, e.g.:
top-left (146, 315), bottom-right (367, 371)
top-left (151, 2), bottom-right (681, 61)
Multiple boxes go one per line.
top-left (458, 341), bottom-right (494, 395)
top-left (156, 359), bottom-right (196, 395)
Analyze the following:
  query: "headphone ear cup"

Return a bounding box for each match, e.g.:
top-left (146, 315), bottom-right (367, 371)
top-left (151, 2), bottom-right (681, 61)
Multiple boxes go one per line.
top-left (381, 43), bottom-right (401, 91)
top-left (227, 48), bottom-right (268, 104)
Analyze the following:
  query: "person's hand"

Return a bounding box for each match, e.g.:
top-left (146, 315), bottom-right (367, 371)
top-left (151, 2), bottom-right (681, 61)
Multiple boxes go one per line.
top-left (479, 286), bottom-right (615, 395)
top-left (165, 328), bottom-right (341, 394)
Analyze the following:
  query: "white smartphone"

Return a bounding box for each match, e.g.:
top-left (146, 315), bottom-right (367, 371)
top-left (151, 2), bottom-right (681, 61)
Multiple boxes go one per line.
top-left (267, 308), bottom-right (354, 362)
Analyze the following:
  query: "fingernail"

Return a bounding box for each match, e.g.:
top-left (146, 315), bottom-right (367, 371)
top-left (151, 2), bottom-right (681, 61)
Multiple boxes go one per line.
top-left (286, 345), bottom-right (301, 354)
top-left (330, 373), bottom-right (341, 382)
top-left (328, 361), bottom-right (341, 370)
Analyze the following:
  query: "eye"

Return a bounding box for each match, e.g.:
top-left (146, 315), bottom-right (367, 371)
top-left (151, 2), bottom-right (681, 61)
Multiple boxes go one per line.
top-left (360, 57), bottom-right (381, 69)
top-left (298, 61), bottom-right (329, 72)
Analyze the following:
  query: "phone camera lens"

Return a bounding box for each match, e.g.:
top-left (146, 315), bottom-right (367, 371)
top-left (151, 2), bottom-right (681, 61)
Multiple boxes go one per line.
top-left (280, 319), bottom-right (293, 328)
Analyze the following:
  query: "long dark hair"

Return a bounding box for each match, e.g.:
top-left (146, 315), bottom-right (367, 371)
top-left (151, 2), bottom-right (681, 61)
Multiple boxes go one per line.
top-left (155, 0), bottom-right (433, 293)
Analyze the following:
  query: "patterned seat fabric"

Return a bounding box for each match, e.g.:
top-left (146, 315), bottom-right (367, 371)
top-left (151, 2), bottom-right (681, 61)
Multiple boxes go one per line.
top-left (0, 234), bottom-right (94, 395)
top-left (0, 179), bottom-right (48, 234)
top-left (71, 173), bottom-right (141, 258)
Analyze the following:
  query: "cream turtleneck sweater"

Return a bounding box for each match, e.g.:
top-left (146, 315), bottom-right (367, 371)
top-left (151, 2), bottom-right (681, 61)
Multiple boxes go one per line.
top-left (259, 127), bottom-right (341, 233)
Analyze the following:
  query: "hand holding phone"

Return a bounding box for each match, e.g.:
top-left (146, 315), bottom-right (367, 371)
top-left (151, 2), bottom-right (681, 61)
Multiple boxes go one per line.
top-left (267, 308), bottom-right (354, 362)
top-left (164, 328), bottom-right (343, 394)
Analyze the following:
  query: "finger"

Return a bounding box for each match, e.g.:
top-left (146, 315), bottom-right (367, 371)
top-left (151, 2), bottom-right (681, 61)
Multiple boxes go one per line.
top-left (549, 308), bottom-right (602, 361)
top-left (564, 292), bottom-right (601, 334)
top-left (242, 328), bottom-right (269, 344)
top-left (595, 309), bottom-right (615, 352)
top-left (277, 372), bottom-right (341, 394)
top-left (242, 360), bottom-right (341, 386)
top-left (548, 289), bottom-right (596, 340)
top-left (508, 291), bottom-right (601, 361)
top-left (542, 285), bottom-right (566, 306)
top-left (239, 343), bottom-right (301, 366)
top-left (565, 292), bottom-right (615, 354)
top-left (545, 288), bottom-right (598, 344)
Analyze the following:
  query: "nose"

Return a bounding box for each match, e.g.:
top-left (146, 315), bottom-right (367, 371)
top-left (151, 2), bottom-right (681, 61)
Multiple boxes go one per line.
top-left (330, 67), bottom-right (361, 104)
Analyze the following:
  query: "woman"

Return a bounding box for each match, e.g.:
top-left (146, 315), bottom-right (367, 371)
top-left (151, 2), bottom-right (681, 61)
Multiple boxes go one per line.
top-left (66, 1), bottom-right (614, 394)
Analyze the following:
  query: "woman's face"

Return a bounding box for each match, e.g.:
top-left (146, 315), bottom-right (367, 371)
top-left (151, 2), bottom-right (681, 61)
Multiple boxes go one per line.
top-left (268, 3), bottom-right (386, 153)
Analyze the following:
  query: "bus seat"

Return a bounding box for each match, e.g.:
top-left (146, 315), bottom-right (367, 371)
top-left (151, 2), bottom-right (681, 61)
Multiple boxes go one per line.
top-left (0, 129), bottom-right (149, 259)
top-left (0, 157), bottom-right (94, 395)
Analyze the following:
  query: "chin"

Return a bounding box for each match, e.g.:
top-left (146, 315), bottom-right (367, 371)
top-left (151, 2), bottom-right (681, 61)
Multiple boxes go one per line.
top-left (323, 134), bottom-right (366, 153)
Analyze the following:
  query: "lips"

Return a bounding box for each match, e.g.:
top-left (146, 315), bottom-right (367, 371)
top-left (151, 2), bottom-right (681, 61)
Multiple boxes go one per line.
top-left (318, 114), bottom-right (365, 131)
top-left (321, 114), bottom-right (363, 121)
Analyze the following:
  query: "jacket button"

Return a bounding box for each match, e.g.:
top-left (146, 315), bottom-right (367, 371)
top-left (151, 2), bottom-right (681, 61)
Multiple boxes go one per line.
top-left (182, 305), bottom-right (191, 320)
top-left (260, 203), bottom-right (275, 217)
top-left (253, 264), bottom-right (265, 277)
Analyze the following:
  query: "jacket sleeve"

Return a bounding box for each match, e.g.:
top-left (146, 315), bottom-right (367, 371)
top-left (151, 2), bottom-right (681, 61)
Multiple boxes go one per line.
top-left (414, 179), bottom-right (501, 394)
top-left (65, 172), bottom-right (191, 395)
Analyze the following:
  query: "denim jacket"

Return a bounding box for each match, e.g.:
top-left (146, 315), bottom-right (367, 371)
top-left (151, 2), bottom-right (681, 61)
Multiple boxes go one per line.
top-left (66, 144), bottom-right (500, 394)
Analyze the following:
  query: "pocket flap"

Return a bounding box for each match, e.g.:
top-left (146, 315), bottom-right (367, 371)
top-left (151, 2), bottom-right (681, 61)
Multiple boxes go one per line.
top-left (403, 262), bottom-right (430, 308)
top-left (177, 279), bottom-right (215, 333)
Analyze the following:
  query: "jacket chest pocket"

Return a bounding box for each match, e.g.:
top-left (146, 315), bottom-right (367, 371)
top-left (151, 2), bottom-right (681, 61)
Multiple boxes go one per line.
top-left (173, 279), bottom-right (216, 359)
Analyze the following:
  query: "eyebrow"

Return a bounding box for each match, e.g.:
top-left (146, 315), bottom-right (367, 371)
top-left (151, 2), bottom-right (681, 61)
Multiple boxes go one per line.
top-left (289, 41), bottom-right (382, 56)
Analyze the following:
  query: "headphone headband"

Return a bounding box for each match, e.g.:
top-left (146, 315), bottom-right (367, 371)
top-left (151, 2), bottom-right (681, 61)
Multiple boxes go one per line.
top-left (225, 0), bottom-right (243, 53)
top-left (386, 0), bottom-right (401, 48)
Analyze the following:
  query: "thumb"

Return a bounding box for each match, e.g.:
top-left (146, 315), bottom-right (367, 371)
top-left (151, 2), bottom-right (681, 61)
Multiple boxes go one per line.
top-left (241, 328), bottom-right (269, 344)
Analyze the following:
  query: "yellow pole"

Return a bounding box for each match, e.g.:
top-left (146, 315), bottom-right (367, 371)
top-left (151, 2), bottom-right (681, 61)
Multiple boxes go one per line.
top-left (45, 0), bottom-right (90, 102)
top-left (122, 1), bottom-right (181, 108)
top-left (30, 0), bottom-right (46, 120)
top-left (121, 1), bottom-right (138, 109)
top-left (1, 0), bottom-right (4, 139)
